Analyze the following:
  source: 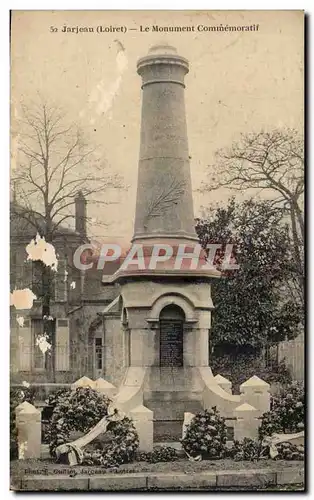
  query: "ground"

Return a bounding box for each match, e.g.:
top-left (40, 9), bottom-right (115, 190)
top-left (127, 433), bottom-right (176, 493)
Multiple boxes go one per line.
top-left (11, 457), bottom-right (303, 475)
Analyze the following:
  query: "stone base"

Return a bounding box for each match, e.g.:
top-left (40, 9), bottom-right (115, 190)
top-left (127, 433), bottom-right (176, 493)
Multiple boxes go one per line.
top-left (13, 467), bottom-right (305, 491)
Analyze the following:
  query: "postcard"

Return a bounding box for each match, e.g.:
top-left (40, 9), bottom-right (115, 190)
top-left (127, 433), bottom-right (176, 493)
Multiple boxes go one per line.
top-left (10, 10), bottom-right (304, 492)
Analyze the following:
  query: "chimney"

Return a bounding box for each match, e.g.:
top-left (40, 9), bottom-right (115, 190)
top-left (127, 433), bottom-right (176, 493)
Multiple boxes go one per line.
top-left (75, 191), bottom-right (87, 237)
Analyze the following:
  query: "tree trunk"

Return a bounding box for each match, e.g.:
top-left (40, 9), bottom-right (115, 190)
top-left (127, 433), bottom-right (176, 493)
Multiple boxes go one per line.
top-left (42, 223), bottom-right (56, 382)
top-left (42, 264), bottom-right (56, 382)
top-left (290, 205), bottom-right (304, 301)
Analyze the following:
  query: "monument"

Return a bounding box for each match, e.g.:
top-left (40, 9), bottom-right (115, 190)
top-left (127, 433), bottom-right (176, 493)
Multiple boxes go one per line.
top-left (103, 44), bottom-right (220, 439)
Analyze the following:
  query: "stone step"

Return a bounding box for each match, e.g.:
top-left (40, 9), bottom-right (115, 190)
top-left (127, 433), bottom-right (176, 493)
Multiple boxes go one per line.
top-left (145, 367), bottom-right (204, 392)
top-left (153, 441), bottom-right (186, 456)
top-left (144, 390), bottom-right (203, 401)
top-left (154, 441), bottom-right (183, 450)
top-left (145, 399), bottom-right (203, 420)
top-left (145, 366), bottom-right (204, 391)
top-left (153, 420), bottom-right (183, 442)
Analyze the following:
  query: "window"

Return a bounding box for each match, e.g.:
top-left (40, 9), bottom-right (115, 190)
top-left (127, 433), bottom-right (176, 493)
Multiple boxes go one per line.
top-left (12, 260), bottom-right (33, 291)
top-left (55, 318), bottom-right (70, 371)
top-left (54, 259), bottom-right (67, 302)
top-left (58, 319), bottom-right (69, 328)
top-left (95, 337), bottom-right (103, 370)
top-left (32, 261), bottom-right (43, 298)
top-left (32, 319), bottom-right (47, 370)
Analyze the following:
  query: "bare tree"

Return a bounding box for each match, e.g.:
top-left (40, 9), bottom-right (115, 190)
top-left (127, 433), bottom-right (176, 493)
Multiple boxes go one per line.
top-left (202, 129), bottom-right (304, 299)
top-left (12, 100), bottom-right (122, 237)
top-left (11, 99), bottom-right (123, 377)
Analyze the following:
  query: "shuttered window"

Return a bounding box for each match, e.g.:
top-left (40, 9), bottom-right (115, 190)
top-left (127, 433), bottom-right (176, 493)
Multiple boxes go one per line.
top-left (32, 319), bottom-right (46, 370)
top-left (54, 259), bottom-right (67, 302)
top-left (18, 319), bottom-right (32, 371)
top-left (55, 318), bottom-right (70, 371)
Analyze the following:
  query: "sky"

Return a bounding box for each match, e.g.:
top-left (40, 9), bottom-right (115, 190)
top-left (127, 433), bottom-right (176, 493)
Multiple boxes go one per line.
top-left (11, 10), bottom-right (304, 245)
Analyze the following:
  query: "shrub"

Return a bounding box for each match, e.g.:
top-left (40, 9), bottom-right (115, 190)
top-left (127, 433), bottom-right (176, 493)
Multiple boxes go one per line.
top-left (211, 354), bottom-right (292, 393)
top-left (181, 407), bottom-right (227, 459)
top-left (82, 417), bottom-right (139, 468)
top-left (45, 388), bottom-right (70, 415)
top-left (46, 387), bottom-right (139, 468)
top-left (230, 438), bottom-right (261, 461)
top-left (259, 381), bottom-right (304, 440)
top-left (138, 446), bottom-right (179, 463)
top-left (275, 442), bottom-right (304, 461)
top-left (41, 389), bottom-right (71, 444)
top-left (46, 387), bottom-right (112, 457)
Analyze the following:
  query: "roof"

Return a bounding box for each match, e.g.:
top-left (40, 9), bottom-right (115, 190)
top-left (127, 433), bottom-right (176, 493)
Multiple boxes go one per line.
top-left (10, 201), bottom-right (85, 239)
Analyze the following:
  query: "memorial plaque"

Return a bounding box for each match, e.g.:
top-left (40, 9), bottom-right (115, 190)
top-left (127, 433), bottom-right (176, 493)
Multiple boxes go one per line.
top-left (160, 320), bottom-right (183, 367)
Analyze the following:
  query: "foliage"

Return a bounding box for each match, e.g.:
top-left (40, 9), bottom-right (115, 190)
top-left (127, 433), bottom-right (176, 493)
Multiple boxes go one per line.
top-left (46, 387), bottom-right (111, 457)
top-left (10, 387), bottom-right (35, 459)
top-left (82, 417), bottom-right (139, 468)
top-left (211, 354), bottom-right (292, 393)
top-left (275, 442), bottom-right (304, 461)
top-left (230, 438), bottom-right (261, 461)
top-left (46, 387), bottom-right (139, 468)
top-left (259, 382), bottom-right (304, 440)
top-left (137, 446), bottom-right (180, 463)
top-left (44, 388), bottom-right (71, 419)
top-left (196, 198), bottom-right (303, 354)
top-left (202, 129), bottom-right (304, 302)
top-left (181, 407), bottom-right (227, 459)
top-left (41, 388), bottom-right (71, 443)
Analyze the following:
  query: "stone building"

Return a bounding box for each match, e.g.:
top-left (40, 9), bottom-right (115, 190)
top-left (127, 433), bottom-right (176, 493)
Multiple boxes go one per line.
top-left (10, 192), bottom-right (117, 383)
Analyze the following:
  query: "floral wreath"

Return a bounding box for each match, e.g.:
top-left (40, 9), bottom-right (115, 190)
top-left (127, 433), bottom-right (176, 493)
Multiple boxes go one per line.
top-left (46, 387), bottom-right (139, 468)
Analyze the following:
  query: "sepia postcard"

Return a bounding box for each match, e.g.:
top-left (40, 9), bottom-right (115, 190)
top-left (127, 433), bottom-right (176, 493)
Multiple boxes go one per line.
top-left (10, 10), bottom-right (304, 492)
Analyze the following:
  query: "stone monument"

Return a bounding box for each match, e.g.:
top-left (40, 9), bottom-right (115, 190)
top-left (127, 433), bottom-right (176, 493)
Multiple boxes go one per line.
top-left (104, 44), bottom-right (220, 439)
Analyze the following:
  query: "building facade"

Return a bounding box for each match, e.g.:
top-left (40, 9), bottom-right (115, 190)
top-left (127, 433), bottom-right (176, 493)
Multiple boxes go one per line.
top-left (10, 193), bottom-right (119, 383)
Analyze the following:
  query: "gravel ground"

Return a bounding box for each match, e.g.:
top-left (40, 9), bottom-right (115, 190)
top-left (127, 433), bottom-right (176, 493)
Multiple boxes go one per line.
top-left (11, 457), bottom-right (304, 476)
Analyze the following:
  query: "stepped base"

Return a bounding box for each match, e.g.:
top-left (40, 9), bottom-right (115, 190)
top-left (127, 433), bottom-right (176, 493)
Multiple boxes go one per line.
top-left (143, 367), bottom-right (205, 442)
top-left (145, 397), bottom-right (203, 421)
top-left (153, 420), bottom-right (183, 442)
top-left (145, 367), bottom-right (204, 392)
top-left (153, 441), bottom-right (186, 456)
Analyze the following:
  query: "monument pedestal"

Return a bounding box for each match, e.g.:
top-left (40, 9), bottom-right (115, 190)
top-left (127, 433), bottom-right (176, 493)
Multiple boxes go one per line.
top-left (120, 277), bottom-right (213, 368)
top-left (102, 44), bottom-right (220, 440)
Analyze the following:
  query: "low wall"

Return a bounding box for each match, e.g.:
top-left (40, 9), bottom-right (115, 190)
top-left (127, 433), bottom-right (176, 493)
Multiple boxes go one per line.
top-left (113, 367), bottom-right (147, 413)
top-left (198, 367), bottom-right (271, 441)
top-left (11, 383), bottom-right (72, 402)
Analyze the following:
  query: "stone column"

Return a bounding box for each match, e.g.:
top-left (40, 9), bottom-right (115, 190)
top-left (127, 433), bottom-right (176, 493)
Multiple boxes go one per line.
top-left (15, 401), bottom-right (41, 459)
top-left (240, 375), bottom-right (270, 416)
top-left (129, 405), bottom-right (154, 452)
top-left (182, 412), bottom-right (195, 439)
top-left (94, 378), bottom-right (116, 398)
top-left (71, 376), bottom-right (95, 390)
top-left (214, 374), bottom-right (232, 394)
top-left (133, 44), bottom-right (198, 243)
top-left (233, 403), bottom-right (259, 441)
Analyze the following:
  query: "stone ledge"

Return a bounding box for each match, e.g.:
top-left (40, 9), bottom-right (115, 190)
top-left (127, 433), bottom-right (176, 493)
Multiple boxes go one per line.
top-left (21, 477), bottom-right (89, 491)
top-left (148, 472), bottom-right (216, 490)
top-left (216, 469), bottom-right (276, 488)
top-left (14, 466), bottom-right (305, 491)
top-left (277, 468), bottom-right (304, 485)
top-left (90, 474), bottom-right (147, 491)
